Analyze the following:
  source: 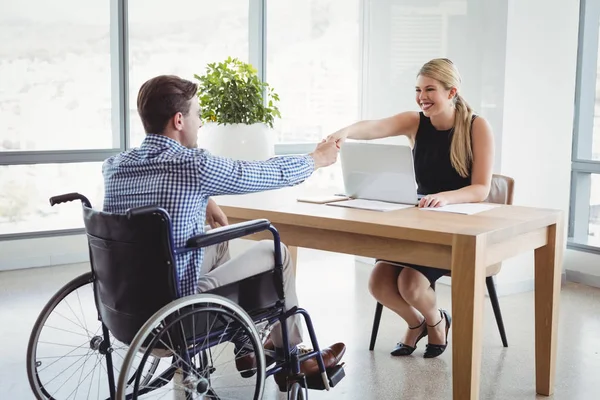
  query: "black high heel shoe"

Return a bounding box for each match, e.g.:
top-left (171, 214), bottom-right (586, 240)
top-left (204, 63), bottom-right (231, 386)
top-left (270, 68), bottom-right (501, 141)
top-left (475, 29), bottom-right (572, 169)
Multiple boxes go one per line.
top-left (390, 319), bottom-right (428, 356)
top-left (424, 309), bottom-right (452, 359)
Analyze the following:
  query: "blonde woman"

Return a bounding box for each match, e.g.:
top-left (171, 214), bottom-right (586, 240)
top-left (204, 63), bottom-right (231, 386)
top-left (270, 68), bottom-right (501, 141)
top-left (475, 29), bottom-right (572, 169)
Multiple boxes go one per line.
top-left (327, 58), bottom-right (494, 358)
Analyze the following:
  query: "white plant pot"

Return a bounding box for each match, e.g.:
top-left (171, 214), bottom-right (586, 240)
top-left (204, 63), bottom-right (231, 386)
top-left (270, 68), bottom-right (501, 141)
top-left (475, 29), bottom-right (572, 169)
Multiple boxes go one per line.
top-left (198, 122), bottom-right (275, 161)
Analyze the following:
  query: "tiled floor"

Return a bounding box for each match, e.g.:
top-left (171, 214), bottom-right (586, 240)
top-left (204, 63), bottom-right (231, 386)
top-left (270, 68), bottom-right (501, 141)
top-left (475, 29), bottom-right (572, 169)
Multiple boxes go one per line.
top-left (1, 248), bottom-right (599, 399)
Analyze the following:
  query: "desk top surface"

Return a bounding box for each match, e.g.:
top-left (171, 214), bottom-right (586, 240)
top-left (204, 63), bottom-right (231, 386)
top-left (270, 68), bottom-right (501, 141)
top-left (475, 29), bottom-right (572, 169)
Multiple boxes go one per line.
top-left (215, 187), bottom-right (562, 245)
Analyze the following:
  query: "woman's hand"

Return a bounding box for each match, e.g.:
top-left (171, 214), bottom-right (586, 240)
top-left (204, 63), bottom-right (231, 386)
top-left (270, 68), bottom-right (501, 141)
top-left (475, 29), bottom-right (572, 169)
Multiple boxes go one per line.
top-left (325, 129), bottom-right (348, 148)
top-left (418, 193), bottom-right (450, 208)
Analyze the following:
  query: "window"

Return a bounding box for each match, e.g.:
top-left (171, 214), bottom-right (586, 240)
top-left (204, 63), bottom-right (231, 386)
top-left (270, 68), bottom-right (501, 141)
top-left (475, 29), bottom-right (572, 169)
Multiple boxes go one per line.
top-left (0, 0), bottom-right (120, 237)
top-left (266, 0), bottom-right (360, 144)
top-left (127, 0), bottom-right (250, 147)
top-left (0, 163), bottom-right (104, 234)
top-left (0, 0), bottom-right (353, 239)
top-left (570, 0), bottom-right (600, 250)
top-left (266, 0), bottom-right (360, 190)
top-left (587, 174), bottom-right (600, 244)
top-left (0, 0), bottom-right (115, 151)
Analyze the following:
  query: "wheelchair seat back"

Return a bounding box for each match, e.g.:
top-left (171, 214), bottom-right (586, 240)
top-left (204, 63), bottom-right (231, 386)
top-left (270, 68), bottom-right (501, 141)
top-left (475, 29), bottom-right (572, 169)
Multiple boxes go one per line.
top-left (82, 206), bottom-right (178, 345)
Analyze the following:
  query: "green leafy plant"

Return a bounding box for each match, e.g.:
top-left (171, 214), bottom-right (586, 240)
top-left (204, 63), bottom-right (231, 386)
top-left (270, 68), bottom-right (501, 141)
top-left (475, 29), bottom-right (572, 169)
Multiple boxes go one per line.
top-left (194, 57), bottom-right (281, 128)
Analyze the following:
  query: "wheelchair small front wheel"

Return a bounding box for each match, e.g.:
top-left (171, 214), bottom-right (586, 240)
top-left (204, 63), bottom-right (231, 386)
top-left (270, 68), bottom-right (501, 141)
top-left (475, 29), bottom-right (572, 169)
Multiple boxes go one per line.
top-left (117, 293), bottom-right (266, 400)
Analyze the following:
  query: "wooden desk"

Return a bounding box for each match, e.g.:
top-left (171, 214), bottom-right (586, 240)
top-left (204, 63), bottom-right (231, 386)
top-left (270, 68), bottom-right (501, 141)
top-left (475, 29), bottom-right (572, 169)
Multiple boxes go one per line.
top-left (216, 188), bottom-right (564, 400)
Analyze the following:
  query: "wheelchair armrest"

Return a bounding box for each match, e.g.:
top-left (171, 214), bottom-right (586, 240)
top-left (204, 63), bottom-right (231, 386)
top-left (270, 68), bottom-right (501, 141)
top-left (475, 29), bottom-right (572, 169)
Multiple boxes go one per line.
top-left (185, 219), bottom-right (272, 249)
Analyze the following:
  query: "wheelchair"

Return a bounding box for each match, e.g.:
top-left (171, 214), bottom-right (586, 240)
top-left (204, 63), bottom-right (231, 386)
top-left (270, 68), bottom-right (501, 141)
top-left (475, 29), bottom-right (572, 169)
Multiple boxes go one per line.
top-left (26, 193), bottom-right (345, 399)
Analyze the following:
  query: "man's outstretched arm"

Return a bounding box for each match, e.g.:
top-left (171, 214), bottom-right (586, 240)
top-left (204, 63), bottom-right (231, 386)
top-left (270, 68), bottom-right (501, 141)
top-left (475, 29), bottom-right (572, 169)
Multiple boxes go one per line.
top-left (198, 140), bottom-right (339, 197)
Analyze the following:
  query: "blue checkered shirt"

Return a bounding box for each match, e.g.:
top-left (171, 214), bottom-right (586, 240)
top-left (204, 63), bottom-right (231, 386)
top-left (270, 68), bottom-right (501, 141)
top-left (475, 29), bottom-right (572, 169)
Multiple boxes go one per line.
top-left (102, 134), bottom-right (314, 297)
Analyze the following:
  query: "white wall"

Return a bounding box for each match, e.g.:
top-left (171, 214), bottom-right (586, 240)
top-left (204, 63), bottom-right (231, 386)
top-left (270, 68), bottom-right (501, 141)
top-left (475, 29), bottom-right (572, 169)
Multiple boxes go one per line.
top-left (565, 249), bottom-right (600, 287)
top-left (493, 0), bottom-right (580, 291)
top-left (0, 235), bottom-right (88, 271)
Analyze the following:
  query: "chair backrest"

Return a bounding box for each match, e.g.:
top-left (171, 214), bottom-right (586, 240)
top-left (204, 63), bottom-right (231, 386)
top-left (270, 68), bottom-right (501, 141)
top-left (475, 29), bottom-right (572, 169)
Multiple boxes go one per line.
top-left (484, 174), bottom-right (515, 276)
top-left (485, 174), bottom-right (514, 206)
top-left (83, 206), bottom-right (178, 345)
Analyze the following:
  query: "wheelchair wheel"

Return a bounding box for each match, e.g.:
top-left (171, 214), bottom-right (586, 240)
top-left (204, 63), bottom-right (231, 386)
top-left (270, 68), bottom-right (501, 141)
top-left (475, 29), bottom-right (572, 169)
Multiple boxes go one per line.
top-left (117, 294), bottom-right (266, 400)
top-left (26, 272), bottom-right (165, 399)
top-left (288, 382), bottom-right (307, 400)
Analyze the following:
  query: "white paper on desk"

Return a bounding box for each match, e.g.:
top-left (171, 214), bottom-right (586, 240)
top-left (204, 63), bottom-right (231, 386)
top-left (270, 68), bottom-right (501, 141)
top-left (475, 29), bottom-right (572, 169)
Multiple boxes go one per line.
top-left (327, 199), bottom-right (414, 212)
top-left (419, 203), bottom-right (499, 215)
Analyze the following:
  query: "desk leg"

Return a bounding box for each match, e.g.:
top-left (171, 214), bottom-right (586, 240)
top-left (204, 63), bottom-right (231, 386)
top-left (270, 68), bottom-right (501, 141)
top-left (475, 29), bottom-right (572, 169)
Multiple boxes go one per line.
top-left (535, 221), bottom-right (563, 396)
top-left (289, 246), bottom-right (299, 276)
top-left (451, 235), bottom-right (485, 400)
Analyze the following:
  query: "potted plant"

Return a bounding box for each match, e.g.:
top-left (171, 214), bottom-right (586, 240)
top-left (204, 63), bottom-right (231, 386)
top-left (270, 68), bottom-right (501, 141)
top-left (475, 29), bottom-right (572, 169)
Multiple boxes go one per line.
top-left (194, 57), bottom-right (281, 161)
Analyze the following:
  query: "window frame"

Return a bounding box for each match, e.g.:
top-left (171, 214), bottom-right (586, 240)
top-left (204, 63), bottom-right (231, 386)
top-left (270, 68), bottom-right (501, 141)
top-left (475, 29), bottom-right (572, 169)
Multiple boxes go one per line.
top-left (1, 0), bottom-right (365, 240)
top-left (568, 0), bottom-right (600, 253)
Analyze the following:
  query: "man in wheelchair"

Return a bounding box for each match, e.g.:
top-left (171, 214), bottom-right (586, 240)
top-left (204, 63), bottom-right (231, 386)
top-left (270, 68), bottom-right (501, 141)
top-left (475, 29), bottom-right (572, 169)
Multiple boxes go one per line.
top-left (102, 75), bottom-right (346, 390)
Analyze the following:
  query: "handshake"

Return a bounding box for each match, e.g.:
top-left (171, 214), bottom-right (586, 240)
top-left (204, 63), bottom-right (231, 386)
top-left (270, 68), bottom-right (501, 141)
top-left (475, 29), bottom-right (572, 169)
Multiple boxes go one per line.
top-left (309, 132), bottom-right (346, 170)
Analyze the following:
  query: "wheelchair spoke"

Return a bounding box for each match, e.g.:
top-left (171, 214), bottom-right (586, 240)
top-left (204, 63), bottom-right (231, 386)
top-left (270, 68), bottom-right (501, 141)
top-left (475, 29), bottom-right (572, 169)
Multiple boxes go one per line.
top-left (209, 363), bottom-right (256, 381)
top-left (47, 348), bottom-right (95, 395)
top-left (96, 354), bottom-right (101, 399)
top-left (43, 324), bottom-right (91, 338)
top-left (52, 309), bottom-right (93, 337)
top-left (63, 296), bottom-right (92, 340)
top-left (199, 318), bottom-right (235, 373)
top-left (63, 354), bottom-right (105, 400)
top-left (38, 340), bottom-right (90, 373)
top-left (204, 329), bottom-right (255, 383)
top-left (205, 326), bottom-right (244, 377)
top-left (38, 353), bottom-right (91, 360)
top-left (110, 347), bottom-right (142, 383)
top-left (197, 307), bottom-right (223, 365)
top-left (158, 337), bottom-right (197, 374)
top-left (75, 289), bottom-right (91, 338)
top-left (72, 344), bottom-right (90, 400)
top-left (39, 340), bottom-right (90, 349)
top-left (86, 353), bottom-right (96, 400)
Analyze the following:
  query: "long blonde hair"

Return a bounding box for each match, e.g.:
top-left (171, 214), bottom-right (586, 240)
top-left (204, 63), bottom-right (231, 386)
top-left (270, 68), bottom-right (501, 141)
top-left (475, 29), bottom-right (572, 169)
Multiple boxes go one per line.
top-left (418, 58), bottom-right (473, 178)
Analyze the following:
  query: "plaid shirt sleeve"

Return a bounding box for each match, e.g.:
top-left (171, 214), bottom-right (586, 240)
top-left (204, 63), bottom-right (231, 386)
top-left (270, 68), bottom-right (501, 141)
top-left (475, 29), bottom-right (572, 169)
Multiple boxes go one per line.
top-left (195, 151), bottom-right (316, 197)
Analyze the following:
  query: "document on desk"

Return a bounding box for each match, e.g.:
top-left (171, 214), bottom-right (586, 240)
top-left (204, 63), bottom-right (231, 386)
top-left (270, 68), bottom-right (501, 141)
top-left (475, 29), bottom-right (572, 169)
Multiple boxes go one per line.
top-left (327, 199), bottom-right (414, 212)
top-left (419, 203), bottom-right (500, 215)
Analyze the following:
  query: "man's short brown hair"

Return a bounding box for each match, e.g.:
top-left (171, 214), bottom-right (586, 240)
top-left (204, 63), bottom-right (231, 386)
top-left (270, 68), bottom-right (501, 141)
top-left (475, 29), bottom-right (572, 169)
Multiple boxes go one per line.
top-left (136, 75), bottom-right (198, 134)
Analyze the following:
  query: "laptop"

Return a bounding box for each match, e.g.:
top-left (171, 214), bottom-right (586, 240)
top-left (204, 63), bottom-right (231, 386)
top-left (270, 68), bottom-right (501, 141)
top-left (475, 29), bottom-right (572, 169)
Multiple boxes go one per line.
top-left (338, 142), bottom-right (421, 205)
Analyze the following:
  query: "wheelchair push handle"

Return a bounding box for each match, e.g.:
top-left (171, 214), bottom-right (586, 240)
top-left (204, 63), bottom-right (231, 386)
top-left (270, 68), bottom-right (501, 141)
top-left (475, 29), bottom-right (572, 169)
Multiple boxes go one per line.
top-left (49, 193), bottom-right (92, 208)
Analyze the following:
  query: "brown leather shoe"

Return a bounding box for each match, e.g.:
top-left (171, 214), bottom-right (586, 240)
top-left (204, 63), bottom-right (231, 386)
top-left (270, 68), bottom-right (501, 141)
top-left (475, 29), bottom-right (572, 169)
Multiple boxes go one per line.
top-left (274, 342), bottom-right (346, 390)
top-left (235, 337), bottom-right (275, 377)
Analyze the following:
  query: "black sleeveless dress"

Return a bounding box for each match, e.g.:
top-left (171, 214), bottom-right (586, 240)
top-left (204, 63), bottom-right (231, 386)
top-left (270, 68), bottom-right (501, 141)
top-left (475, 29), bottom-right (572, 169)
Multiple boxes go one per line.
top-left (380, 112), bottom-right (475, 285)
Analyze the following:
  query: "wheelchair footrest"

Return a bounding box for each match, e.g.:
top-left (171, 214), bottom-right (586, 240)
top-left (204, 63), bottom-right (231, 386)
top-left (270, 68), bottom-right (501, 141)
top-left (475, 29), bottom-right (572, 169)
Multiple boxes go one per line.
top-left (304, 363), bottom-right (346, 390)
